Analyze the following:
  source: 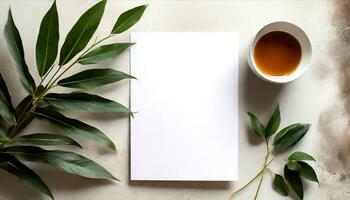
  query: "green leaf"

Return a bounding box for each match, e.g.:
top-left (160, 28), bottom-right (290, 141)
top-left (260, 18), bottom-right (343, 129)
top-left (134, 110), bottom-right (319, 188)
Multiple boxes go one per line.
top-left (288, 151), bottom-right (316, 162)
top-left (0, 154), bottom-right (53, 199)
top-left (57, 68), bottom-right (134, 89)
top-left (15, 95), bottom-right (32, 117)
top-left (273, 124), bottom-right (311, 153)
top-left (8, 95), bottom-right (34, 135)
top-left (299, 161), bottom-right (318, 183)
top-left (35, 85), bottom-right (46, 97)
top-left (34, 108), bottom-right (115, 150)
top-left (284, 165), bottom-right (303, 200)
top-left (274, 174), bottom-right (288, 196)
top-left (4, 9), bottom-right (36, 94)
top-left (78, 43), bottom-right (134, 65)
top-left (44, 92), bottom-right (131, 114)
top-left (9, 133), bottom-right (81, 148)
top-left (59, 0), bottom-right (106, 66)
top-left (265, 105), bottom-right (280, 137)
top-left (36, 1), bottom-right (59, 77)
top-left (0, 120), bottom-right (7, 138)
top-left (2, 146), bottom-right (117, 180)
top-left (0, 73), bottom-right (16, 124)
top-left (273, 123), bottom-right (301, 143)
top-left (111, 5), bottom-right (147, 34)
top-left (247, 112), bottom-right (266, 139)
top-left (0, 74), bottom-right (14, 111)
top-left (286, 161), bottom-right (300, 171)
top-left (7, 95), bottom-right (34, 136)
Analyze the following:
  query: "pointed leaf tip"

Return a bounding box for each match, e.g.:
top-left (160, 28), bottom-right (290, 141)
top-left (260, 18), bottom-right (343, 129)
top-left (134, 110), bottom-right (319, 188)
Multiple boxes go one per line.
top-left (9, 133), bottom-right (82, 148)
top-left (78, 43), bottom-right (134, 65)
top-left (111, 4), bottom-right (146, 34)
top-left (247, 112), bottom-right (266, 139)
top-left (274, 123), bottom-right (311, 153)
top-left (0, 154), bottom-right (53, 199)
top-left (266, 105), bottom-right (281, 137)
top-left (57, 68), bottom-right (133, 89)
top-left (44, 92), bottom-right (132, 114)
top-left (36, 0), bottom-right (59, 77)
top-left (59, 0), bottom-right (106, 65)
top-left (34, 109), bottom-right (116, 150)
top-left (4, 8), bottom-right (36, 94)
top-left (274, 174), bottom-right (288, 196)
top-left (299, 161), bottom-right (319, 183)
top-left (3, 146), bottom-right (117, 180)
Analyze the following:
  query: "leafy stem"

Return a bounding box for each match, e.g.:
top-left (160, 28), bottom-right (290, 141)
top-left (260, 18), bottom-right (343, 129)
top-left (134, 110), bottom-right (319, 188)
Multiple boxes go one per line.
top-left (7, 64), bottom-right (58, 138)
top-left (44, 34), bottom-right (112, 92)
top-left (229, 105), bottom-right (316, 200)
top-left (9, 34), bottom-right (115, 139)
top-left (1, 1), bottom-right (147, 199)
top-left (8, 34), bottom-right (114, 140)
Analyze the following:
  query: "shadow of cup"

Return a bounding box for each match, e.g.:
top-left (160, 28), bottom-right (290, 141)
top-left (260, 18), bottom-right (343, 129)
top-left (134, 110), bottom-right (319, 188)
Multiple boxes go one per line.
top-left (241, 61), bottom-right (284, 113)
top-left (240, 61), bottom-right (284, 145)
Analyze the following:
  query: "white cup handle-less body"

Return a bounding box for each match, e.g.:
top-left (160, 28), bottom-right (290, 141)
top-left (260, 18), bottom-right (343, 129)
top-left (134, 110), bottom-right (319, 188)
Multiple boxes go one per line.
top-left (248, 21), bottom-right (312, 84)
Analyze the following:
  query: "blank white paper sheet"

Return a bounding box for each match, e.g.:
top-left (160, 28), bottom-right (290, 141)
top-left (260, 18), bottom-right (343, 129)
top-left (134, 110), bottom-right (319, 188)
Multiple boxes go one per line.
top-left (130, 32), bottom-right (238, 181)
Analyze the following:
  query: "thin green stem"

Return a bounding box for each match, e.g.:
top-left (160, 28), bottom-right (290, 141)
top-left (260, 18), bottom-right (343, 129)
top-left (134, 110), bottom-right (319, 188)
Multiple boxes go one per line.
top-left (229, 152), bottom-right (275, 199)
top-left (254, 172), bottom-right (265, 200)
top-left (39, 63), bottom-right (55, 86)
top-left (81, 35), bottom-right (111, 57)
top-left (253, 141), bottom-right (270, 200)
top-left (41, 65), bottom-right (54, 81)
top-left (229, 141), bottom-right (274, 200)
top-left (44, 66), bottom-right (61, 90)
top-left (267, 156), bottom-right (276, 165)
top-left (228, 168), bottom-right (265, 200)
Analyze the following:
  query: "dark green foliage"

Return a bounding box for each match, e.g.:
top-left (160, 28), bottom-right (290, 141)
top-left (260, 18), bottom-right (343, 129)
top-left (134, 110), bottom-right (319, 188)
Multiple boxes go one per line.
top-left (244, 106), bottom-right (317, 200)
top-left (0, 0), bottom-right (146, 198)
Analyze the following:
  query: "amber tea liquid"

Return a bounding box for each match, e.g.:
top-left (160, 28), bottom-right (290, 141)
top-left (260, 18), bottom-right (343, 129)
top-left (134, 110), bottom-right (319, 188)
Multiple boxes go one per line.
top-left (253, 31), bottom-right (302, 76)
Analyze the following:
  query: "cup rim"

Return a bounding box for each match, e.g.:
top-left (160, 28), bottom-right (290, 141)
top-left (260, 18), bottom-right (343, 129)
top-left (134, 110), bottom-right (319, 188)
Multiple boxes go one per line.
top-left (248, 21), bottom-right (312, 84)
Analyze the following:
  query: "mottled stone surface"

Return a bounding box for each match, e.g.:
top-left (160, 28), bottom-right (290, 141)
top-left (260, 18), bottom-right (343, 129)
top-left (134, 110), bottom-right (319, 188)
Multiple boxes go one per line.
top-left (0, 0), bottom-right (348, 199)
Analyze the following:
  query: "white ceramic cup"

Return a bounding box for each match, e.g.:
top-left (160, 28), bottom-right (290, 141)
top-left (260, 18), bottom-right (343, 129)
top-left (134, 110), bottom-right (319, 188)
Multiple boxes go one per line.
top-left (247, 21), bottom-right (312, 84)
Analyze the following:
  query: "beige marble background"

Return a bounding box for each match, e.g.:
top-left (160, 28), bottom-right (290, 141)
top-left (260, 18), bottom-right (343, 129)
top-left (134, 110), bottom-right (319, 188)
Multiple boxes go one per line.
top-left (0, 0), bottom-right (348, 199)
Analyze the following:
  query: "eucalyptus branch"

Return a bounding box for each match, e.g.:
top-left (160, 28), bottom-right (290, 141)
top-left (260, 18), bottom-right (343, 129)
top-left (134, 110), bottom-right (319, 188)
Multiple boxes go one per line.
top-left (0, 1), bottom-right (147, 198)
top-left (229, 106), bottom-right (317, 200)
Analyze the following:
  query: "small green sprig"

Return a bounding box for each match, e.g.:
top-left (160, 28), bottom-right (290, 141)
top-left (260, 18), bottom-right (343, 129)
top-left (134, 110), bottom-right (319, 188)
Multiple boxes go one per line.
top-left (229, 105), bottom-right (318, 200)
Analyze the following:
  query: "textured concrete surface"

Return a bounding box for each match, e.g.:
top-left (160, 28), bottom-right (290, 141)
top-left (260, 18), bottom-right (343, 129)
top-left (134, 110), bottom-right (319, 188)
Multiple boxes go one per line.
top-left (0, 0), bottom-right (348, 199)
